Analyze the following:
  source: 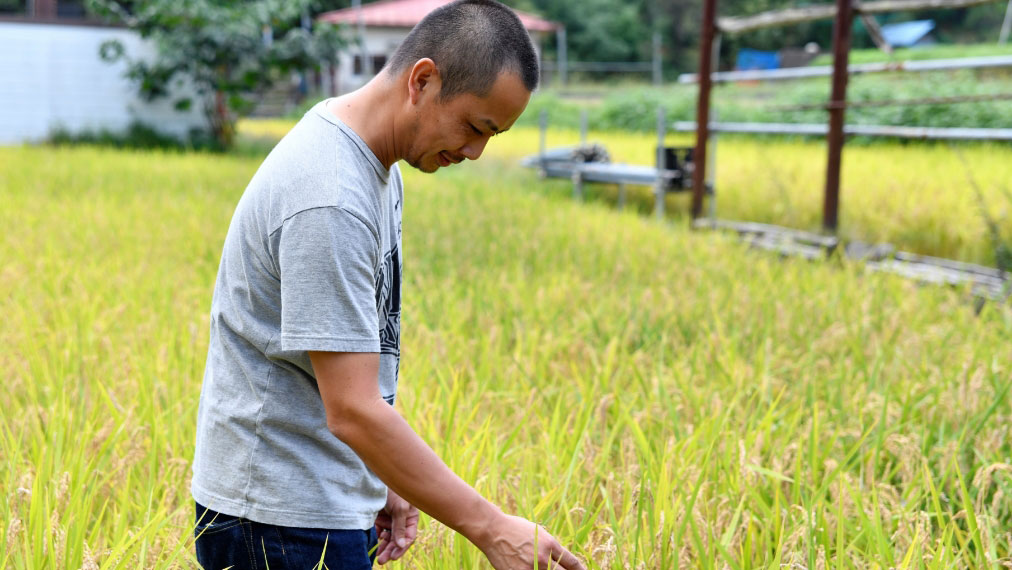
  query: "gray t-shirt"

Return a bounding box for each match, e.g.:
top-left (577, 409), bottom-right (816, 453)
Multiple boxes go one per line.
top-left (191, 100), bottom-right (403, 529)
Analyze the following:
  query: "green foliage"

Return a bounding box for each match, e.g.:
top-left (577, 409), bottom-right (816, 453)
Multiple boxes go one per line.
top-left (811, 43), bottom-right (1012, 65)
top-left (510, 0), bottom-right (1010, 75)
top-left (520, 68), bottom-right (1012, 133)
top-left (521, 0), bottom-right (651, 62)
top-left (87, 0), bottom-right (345, 149)
top-left (47, 121), bottom-right (223, 152)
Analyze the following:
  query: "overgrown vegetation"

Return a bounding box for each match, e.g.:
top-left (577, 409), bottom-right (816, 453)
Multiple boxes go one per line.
top-left (1, 140), bottom-right (1010, 568)
top-left (810, 43), bottom-right (1012, 65)
top-left (519, 68), bottom-right (1012, 133)
top-left (47, 122), bottom-right (224, 152)
top-left (86, 0), bottom-right (344, 149)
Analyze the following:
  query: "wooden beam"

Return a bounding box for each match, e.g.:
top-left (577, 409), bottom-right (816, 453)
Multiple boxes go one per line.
top-left (718, 5), bottom-right (835, 35)
top-left (860, 13), bottom-right (893, 54)
top-left (718, 0), bottom-right (1000, 34)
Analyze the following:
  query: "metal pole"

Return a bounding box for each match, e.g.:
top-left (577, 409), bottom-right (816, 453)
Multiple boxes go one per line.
top-left (654, 106), bottom-right (667, 220)
top-left (652, 32), bottom-right (663, 85)
top-left (1000, 0), bottom-right (1012, 44)
top-left (672, 121), bottom-right (1012, 141)
top-left (691, 0), bottom-right (718, 219)
top-left (679, 54), bottom-right (1012, 83)
top-left (353, 0), bottom-right (371, 79)
top-left (299, 8), bottom-right (311, 98)
top-left (708, 107), bottom-right (719, 221)
top-left (557, 28), bottom-right (568, 86)
top-left (538, 110), bottom-right (548, 177)
top-left (823, 0), bottom-right (854, 233)
top-left (580, 109), bottom-right (588, 145)
top-left (707, 32), bottom-right (722, 218)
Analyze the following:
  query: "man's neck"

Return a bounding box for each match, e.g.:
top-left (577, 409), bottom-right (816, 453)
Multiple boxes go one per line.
top-left (326, 74), bottom-right (405, 170)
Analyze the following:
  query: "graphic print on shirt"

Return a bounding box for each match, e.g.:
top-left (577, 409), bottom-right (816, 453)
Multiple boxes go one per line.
top-left (375, 246), bottom-right (400, 358)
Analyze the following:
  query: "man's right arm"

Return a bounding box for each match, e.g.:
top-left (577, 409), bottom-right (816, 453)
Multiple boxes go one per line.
top-left (309, 350), bottom-right (585, 570)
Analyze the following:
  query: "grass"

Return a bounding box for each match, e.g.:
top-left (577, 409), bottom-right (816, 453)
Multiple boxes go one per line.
top-left (483, 124), bottom-right (1012, 267)
top-left (810, 43), bottom-right (1012, 66)
top-left (1, 123), bottom-right (1010, 568)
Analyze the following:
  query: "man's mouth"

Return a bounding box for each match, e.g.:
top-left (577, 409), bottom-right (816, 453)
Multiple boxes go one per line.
top-left (438, 152), bottom-right (461, 167)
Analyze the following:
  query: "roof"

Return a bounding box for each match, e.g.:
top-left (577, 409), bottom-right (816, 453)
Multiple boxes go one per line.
top-left (318, 0), bottom-right (559, 32)
top-left (880, 20), bottom-right (935, 47)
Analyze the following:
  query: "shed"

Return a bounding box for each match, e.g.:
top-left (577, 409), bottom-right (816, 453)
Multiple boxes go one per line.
top-left (317, 0), bottom-right (559, 95)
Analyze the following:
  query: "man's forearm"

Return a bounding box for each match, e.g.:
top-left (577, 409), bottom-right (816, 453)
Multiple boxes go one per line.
top-left (328, 396), bottom-right (503, 549)
top-left (311, 351), bottom-right (584, 570)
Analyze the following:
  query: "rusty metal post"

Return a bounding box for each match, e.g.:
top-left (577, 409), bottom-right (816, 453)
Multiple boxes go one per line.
top-left (824, 0), bottom-right (854, 233)
top-left (34, 0), bottom-right (57, 18)
top-left (691, 0), bottom-right (718, 220)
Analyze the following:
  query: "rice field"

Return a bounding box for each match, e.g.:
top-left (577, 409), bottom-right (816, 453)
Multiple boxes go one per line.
top-left (1, 127), bottom-right (1010, 569)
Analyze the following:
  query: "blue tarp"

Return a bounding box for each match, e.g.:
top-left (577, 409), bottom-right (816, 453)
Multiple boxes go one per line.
top-left (736, 48), bottom-right (780, 71)
top-left (880, 20), bottom-right (935, 47)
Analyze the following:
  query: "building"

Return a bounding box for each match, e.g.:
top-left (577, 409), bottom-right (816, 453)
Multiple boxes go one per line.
top-left (0, 1), bottom-right (207, 145)
top-left (317, 0), bottom-right (559, 95)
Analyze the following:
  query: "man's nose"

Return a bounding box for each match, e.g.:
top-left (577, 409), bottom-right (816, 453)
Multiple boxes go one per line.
top-left (459, 135), bottom-right (490, 161)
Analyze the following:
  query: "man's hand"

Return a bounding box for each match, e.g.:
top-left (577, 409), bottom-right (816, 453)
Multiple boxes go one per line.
top-left (477, 514), bottom-right (585, 570)
top-left (309, 351), bottom-right (584, 569)
top-left (374, 488), bottom-right (419, 565)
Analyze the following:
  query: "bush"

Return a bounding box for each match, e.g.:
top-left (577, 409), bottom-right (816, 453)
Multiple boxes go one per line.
top-left (520, 69), bottom-right (1012, 136)
top-left (47, 122), bottom-right (223, 152)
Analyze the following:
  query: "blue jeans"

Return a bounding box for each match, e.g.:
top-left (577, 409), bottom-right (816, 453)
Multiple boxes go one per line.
top-left (194, 502), bottom-right (378, 570)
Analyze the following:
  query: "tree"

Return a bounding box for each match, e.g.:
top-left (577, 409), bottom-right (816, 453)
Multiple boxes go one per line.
top-left (87, 0), bottom-right (345, 148)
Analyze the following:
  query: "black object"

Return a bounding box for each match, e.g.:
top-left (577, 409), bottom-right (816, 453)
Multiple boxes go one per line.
top-left (658, 146), bottom-right (695, 189)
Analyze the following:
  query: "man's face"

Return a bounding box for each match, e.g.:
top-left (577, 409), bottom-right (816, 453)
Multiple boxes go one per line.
top-left (406, 71), bottom-right (531, 173)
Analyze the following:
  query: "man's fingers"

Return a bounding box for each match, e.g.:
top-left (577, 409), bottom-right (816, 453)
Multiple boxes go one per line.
top-left (375, 531), bottom-right (398, 565)
top-left (392, 507), bottom-right (409, 549)
top-left (391, 505), bottom-right (418, 553)
top-left (539, 534), bottom-right (584, 570)
top-left (551, 546), bottom-right (585, 570)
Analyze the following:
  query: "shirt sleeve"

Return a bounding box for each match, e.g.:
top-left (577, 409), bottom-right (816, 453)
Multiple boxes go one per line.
top-left (278, 207), bottom-right (381, 353)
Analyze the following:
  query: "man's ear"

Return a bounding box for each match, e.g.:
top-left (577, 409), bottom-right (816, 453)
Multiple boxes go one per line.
top-left (407, 58), bottom-right (441, 105)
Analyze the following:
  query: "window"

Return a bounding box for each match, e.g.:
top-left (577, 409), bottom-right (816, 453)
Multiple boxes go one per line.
top-left (353, 54), bottom-right (389, 76)
top-left (0, 0), bottom-right (89, 19)
top-left (56, 0), bottom-right (87, 18)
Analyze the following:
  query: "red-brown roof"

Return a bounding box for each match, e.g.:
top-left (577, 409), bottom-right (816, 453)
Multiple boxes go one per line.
top-left (318, 0), bottom-right (559, 32)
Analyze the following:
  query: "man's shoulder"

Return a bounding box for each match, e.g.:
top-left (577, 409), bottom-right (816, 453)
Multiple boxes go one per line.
top-left (245, 118), bottom-right (386, 236)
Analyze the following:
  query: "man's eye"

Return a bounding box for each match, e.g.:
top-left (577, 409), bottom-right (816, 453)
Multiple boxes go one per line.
top-left (469, 124), bottom-right (482, 135)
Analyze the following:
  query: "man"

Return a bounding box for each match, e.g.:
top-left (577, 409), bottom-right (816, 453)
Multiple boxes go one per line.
top-left (190, 1), bottom-right (585, 569)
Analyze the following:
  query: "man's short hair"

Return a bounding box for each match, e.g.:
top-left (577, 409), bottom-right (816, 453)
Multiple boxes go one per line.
top-left (386, 0), bottom-right (540, 100)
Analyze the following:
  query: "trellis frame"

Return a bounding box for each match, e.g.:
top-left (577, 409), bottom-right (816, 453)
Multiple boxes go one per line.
top-left (688, 0), bottom-right (1008, 232)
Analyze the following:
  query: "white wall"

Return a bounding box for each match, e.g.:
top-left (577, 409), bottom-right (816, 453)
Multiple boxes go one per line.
top-left (0, 22), bottom-right (207, 145)
top-left (330, 27), bottom-right (409, 95)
